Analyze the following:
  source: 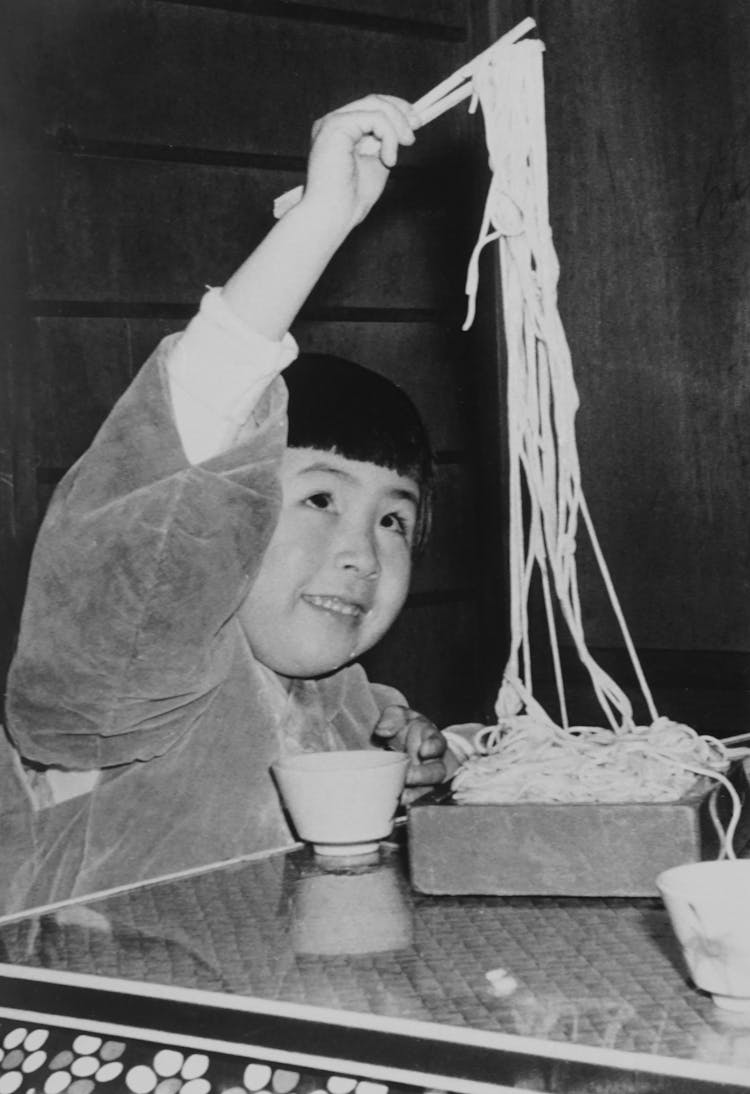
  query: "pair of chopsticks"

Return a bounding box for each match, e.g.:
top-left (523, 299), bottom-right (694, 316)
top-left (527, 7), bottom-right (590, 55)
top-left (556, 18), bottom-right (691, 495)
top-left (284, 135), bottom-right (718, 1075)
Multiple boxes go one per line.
top-left (410, 15), bottom-right (535, 130)
top-left (273, 15), bottom-right (536, 219)
top-left (723, 731), bottom-right (750, 753)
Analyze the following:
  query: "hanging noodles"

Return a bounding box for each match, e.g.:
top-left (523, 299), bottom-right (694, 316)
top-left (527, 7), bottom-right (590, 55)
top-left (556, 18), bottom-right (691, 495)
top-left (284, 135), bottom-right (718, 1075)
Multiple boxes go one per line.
top-left (452, 36), bottom-right (744, 853)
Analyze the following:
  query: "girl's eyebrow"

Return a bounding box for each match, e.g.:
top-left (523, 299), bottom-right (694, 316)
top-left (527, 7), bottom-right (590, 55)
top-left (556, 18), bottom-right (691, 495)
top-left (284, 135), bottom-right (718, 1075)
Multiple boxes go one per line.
top-left (297, 461), bottom-right (350, 477)
top-left (389, 486), bottom-right (420, 508)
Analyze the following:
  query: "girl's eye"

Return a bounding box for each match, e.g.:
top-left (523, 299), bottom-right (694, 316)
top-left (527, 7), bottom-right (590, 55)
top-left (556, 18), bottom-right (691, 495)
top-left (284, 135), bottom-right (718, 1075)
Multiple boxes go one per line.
top-left (305, 492), bottom-right (334, 511)
top-left (381, 511), bottom-right (411, 539)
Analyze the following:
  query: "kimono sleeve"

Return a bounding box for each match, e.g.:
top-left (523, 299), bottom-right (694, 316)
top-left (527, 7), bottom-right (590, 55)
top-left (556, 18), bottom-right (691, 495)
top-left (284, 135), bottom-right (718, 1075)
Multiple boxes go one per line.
top-left (6, 336), bottom-right (288, 770)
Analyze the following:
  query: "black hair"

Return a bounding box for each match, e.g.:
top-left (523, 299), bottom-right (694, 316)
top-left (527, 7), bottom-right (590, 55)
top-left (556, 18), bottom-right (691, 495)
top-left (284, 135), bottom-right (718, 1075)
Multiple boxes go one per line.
top-left (284, 353), bottom-right (434, 553)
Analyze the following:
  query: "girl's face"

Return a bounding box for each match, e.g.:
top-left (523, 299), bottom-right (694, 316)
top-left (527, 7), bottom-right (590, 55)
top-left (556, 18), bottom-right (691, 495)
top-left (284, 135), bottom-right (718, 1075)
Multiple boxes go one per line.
top-left (239, 447), bottom-right (419, 682)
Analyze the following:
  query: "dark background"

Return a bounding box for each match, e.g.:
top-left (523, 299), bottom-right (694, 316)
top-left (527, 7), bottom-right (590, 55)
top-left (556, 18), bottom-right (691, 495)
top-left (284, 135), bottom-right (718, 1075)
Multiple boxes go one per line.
top-left (1, 0), bottom-right (748, 735)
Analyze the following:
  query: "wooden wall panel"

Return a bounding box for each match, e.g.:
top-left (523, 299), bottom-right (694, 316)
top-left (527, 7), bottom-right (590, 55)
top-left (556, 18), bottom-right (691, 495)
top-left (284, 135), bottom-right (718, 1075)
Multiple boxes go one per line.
top-left (475, 0), bottom-right (750, 670)
top-left (5, 0), bottom-right (469, 163)
top-left (537, 0), bottom-right (750, 652)
top-left (291, 0), bottom-right (465, 22)
top-left (0, 332), bottom-right (25, 687)
top-left (362, 596), bottom-right (484, 724)
top-left (25, 156), bottom-right (470, 312)
top-left (30, 317), bottom-right (175, 469)
top-left (411, 463), bottom-right (476, 595)
top-left (0, 140), bottom-right (38, 684)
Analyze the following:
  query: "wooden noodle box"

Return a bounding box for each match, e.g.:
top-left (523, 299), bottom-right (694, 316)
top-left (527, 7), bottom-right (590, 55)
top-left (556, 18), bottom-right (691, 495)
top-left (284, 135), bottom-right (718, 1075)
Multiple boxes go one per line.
top-left (407, 761), bottom-right (750, 896)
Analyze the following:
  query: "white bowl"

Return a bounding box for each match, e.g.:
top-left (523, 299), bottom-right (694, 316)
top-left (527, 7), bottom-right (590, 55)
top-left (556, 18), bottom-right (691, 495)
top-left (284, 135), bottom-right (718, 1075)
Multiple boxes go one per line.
top-left (657, 860), bottom-right (750, 1010)
top-left (272, 749), bottom-right (409, 857)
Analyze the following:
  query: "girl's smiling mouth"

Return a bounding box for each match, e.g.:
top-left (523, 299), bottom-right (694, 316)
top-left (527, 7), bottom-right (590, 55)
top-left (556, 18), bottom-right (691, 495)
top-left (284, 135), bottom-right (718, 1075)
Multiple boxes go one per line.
top-left (301, 593), bottom-right (368, 618)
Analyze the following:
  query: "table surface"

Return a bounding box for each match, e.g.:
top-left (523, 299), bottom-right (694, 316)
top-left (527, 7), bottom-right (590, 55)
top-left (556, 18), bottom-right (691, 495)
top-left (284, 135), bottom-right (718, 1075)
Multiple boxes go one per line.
top-left (1, 838), bottom-right (750, 1093)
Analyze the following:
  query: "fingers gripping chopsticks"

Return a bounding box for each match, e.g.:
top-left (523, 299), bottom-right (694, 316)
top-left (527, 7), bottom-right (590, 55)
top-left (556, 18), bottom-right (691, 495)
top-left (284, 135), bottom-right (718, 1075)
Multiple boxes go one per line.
top-left (272, 15), bottom-right (537, 220)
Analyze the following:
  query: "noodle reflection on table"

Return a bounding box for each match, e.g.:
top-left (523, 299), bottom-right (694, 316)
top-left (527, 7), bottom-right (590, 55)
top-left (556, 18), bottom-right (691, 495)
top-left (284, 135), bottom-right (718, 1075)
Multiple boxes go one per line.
top-left (698, 1008), bottom-right (750, 1066)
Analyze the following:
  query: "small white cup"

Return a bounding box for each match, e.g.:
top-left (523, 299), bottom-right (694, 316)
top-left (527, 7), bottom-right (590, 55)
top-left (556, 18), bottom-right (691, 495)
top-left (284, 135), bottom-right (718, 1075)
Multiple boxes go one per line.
top-left (272, 749), bottom-right (409, 857)
top-left (657, 860), bottom-right (750, 1011)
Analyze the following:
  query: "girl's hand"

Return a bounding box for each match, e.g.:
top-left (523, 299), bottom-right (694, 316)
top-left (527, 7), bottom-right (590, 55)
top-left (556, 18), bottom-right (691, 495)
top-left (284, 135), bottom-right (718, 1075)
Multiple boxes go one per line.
top-left (373, 704), bottom-right (447, 789)
top-left (302, 94), bottom-right (417, 229)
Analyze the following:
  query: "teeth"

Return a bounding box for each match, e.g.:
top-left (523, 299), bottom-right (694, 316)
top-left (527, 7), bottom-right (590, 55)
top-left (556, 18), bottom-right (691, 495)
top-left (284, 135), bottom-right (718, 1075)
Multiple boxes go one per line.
top-left (304, 595), bottom-right (362, 617)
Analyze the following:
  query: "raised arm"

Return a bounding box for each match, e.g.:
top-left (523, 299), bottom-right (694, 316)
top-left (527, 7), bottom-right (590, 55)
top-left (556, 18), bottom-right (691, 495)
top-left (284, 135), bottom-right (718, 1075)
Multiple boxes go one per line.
top-left (222, 95), bottom-right (417, 339)
top-left (169, 95), bottom-right (417, 464)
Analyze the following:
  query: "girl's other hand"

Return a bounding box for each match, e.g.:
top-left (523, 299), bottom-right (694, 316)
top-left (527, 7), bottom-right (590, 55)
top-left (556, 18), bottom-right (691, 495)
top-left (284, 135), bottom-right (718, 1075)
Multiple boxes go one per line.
top-left (373, 703), bottom-right (447, 790)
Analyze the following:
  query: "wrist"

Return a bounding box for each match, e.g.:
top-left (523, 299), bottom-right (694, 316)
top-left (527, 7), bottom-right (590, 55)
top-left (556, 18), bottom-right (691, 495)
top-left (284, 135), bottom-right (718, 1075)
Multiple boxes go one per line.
top-left (295, 187), bottom-right (362, 239)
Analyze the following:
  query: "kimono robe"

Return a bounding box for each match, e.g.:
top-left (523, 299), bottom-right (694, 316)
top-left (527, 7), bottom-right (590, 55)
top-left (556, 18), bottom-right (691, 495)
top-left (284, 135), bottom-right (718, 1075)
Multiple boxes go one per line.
top-left (1, 335), bottom-right (405, 911)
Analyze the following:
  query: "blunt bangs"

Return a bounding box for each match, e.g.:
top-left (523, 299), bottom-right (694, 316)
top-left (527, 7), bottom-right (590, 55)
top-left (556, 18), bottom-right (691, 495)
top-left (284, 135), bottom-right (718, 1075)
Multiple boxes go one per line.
top-left (283, 353), bottom-right (434, 553)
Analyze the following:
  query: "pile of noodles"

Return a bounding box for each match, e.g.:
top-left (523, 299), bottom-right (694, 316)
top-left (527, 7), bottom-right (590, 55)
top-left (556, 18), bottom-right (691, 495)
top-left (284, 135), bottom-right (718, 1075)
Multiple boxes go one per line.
top-left (450, 36), bottom-right (746, 858)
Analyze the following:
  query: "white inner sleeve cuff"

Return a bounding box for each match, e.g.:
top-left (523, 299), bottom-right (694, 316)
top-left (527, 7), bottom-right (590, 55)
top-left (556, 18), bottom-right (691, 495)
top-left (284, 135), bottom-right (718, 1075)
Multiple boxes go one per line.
top-left (167, 287), bottom-right (298, 464)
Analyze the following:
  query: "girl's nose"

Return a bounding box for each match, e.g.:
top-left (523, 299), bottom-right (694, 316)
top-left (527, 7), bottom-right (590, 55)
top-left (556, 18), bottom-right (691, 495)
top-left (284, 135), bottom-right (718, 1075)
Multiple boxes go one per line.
top-left (335, 523), bottom-right (380, 579)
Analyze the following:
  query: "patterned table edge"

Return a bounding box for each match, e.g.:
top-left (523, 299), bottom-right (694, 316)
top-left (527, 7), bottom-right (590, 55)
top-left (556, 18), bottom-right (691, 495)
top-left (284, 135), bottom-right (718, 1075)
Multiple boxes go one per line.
top-left (2, 965), bottom-right (750, 1094)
